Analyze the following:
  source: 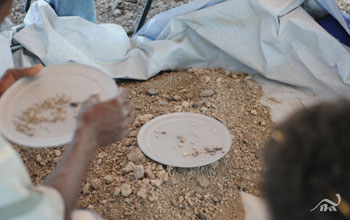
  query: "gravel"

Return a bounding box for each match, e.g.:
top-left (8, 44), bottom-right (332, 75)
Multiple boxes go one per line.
top-left (15, 68), bottom-right (274, 219)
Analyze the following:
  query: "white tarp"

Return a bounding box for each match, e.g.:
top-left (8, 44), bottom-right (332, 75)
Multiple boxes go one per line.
top-left (3, 0), bottom-right (350, 121)
top-left (0, 18), bottom-right (14, 75)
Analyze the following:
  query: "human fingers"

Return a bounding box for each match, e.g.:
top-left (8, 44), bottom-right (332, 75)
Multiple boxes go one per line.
top-left (12, 64), bottom-right (42, 80)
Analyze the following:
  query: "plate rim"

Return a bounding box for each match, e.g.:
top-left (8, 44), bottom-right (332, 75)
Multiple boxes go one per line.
top-left (137, 112), bottom-right (232, 168)
top-left (0, 63), bottom-right (117, 148)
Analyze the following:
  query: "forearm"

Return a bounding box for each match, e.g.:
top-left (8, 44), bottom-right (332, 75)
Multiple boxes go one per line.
top-left (42, 126), bottom-right (98, 220)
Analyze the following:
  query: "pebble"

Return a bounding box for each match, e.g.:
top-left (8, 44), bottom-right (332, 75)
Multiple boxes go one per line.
top-left (82, 183), bottom-right (90, 195)
top-left (97, 159), bottom-right (103, 165)
top-left (173, 95), bottom-right (181, 101)
top-left (205, 101), bottom-right (211, 108)
top-left (127, 148), bottom-right (145, 162)
top-left (129, 130), bottom-right (137, 137)
top-left (158, 100), bottom-right (167, 106)
top-left (197, 176), bottom-right (210, 188)
top-left (90, 178), bottom-right (102, 190)
top-left (147, 88), bottom-right (160, 96)
top-left (35, 154), bottom-right (42, 163)
top-left (201, 76), bottom-right (211, 83)
top-left (193, 100), bottom-right (205, 108)
top-left (104, 175), bottom-right (113, 184)
top-left (122, 162), bottom-right (135, 174)
top-left (259, 120), bottom-right (266, 126)
top-left (54, 150), bottom-right (61, 157)
top-left (137, 188), bottom-right (147, 199)
top-left (139, 114), bottom-right (154, 124)
top-left (121, 184), bottom-right (132, 197)
top-left (97, 152), bottom-right (107, 159)
top-left (181, 101), bottom-right (190, 108)
top-left (199, 90), bottom-right (214, 97)
top-left (113, 187), bottom-right (121, 198)
top-left (199, 211), bottom-right (208, 220)
top-left (150, 179), bottom-right (162, 188)
top-left (112, 9), bottom-right (122, 16)
top-left (144, 165), bottom-right (155, 178)
top-left (111, 0), bottom-right (121, 11)
top-left (133, 165), bottom-right (145, 179)
top-left (250, 109), bottom-right (258, 116)
top-left (157, 170), bottom-right (168, 182)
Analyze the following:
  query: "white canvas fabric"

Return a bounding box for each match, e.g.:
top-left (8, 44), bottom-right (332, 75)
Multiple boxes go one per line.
top-left (2, 0), bottom-right (350, 120)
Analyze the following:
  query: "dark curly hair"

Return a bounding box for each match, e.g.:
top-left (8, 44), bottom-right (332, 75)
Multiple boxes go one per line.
top-left (264, 100), bottom-right (350, 220)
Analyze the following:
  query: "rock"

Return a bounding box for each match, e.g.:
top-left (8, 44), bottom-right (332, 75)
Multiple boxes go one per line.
top-left (121, 184), bottom-right (132, 197)
top-left (178, 196), bottom-right (184, 204)
top-left (181, 101), bottom-right (190, 108)
top-left (127, 148), bottom-right (145, 162)
top-left (199, 211), bottom-right (208, 220)
top-left (82, 183), bottom-right (90, 195)
top-left (245, 74), bottom-right (254, 80)
top-left (230, 73), bottom-right (238, 79)
top-left (112, 9), bottom-right (122, 16)
top-left (97, 159), bottom-right (103, 165)
top-left (200, 106), bottom-right (208, 112)
top-left (170, 177), bottom-right (177, 186)
top-left (199, 90), bottom-right (214, 97)
top-left (147, 88), bottom-right (160, 96)
top-left (144, 165), bottom-right (155, 178)
top-left (122, 162), bottom-right (135, 174)
top-left (133, 165), bottom-right (145, 179)
top-left (200, 76), bottom-right (211, 83)
top-left (150, 179), bottom-right (162, 188)
top-left (139, 114), bottom-right (154, 124)
top-left (173, 95), bottom-right (181, 101)
top-left (158, 100), bottom-right (167, 106)
top-left (35, 154), bottom-right (42, 163)
top-left (192, 100), bottom-right (205, 108)
top-left (157, 170), bottom-right (168, 182)
top-left (216, 77), bottom-right (223, 85)
top-left (111, 0), bottom-right (121, 11)
top-left (104, 175), bottom-right (113, 184)
top-left (113, 187), bottom-right (121, 198)
top-left (54, 150), bottom-right (61, 157)
top-left (97, 152), bottom-right (106, 159)
top-left (129, 130), bottom-right (138, 137)
top-left (258, 120), bottom-right (266, 126)
top-left (250, 110), bottom-right (258, 116)
top-left (125, 138), bottom-right (134, 146)
top-left (90, 178), bottom-right (102, 190)
top-left (197, 176), bottom-right (210, 188)
top-left (137, 188), bottom-right (147, 199)
top-left (205, 101), bottom-right (211, 108)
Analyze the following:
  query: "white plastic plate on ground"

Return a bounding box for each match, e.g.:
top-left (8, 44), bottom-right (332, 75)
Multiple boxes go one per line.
top-left (137, 113), bottom-right (232, 168)
top-left (0, 64), bottom-right (117, 148)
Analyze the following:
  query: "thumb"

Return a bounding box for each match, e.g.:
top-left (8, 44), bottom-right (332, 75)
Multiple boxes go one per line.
top-left (14, 64), bottom-right (42, 79)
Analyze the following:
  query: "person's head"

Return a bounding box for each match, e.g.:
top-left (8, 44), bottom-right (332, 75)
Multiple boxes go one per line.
top-left (0, 0), bottom-right (12, 23)
top-left (264, 100), bottom-right (350, 220)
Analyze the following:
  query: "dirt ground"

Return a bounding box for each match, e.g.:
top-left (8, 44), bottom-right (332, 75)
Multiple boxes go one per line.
top-left (14, 68), bottom-right (274, 219)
